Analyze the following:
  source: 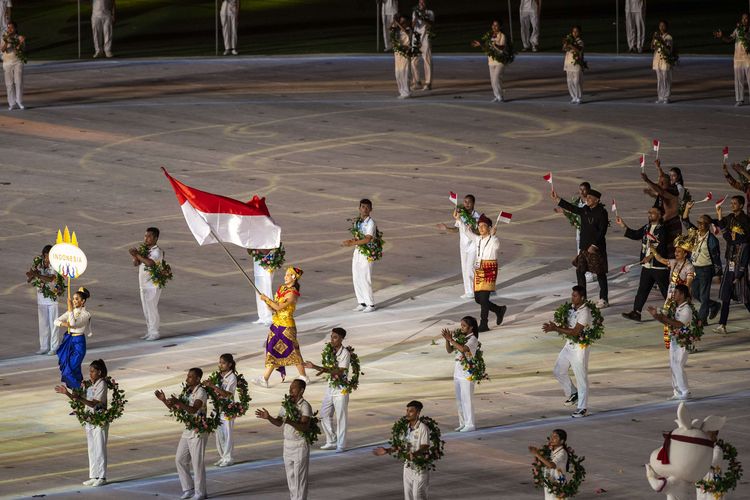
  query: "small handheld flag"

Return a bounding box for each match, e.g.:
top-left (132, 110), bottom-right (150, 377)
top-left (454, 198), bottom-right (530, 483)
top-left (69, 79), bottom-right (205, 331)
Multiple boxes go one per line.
top-left (449, 191), bottom-right (458, 206)
top-left (715, 194), bottom-right (727, 208)
top-left (497, 211), bottom-right (513, 224)
top-left (645, 231), bottom-right (658, 242)
top-left (639, 154), bottom-right (646, 172)
top-left (695, 192), bottom-right (713, 204)
top-left (543, 172), bottom-right (553, 191)
top-left (611, 199), bottom-right (617, 215)
top-left (723, 147), bottom-right (729, 163)
top-left (653, 139), bottom-right (660, 159)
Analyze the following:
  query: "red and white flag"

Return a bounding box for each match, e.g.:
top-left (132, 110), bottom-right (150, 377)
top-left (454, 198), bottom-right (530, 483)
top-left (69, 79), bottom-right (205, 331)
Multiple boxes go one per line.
top-left (695, 192), bottom-right (713, 204)
top-left (645, 231), bottom-right (658, 242)
top-left (449, 191), bottom-right (458, 206)
top-left (611, 199), bottom-right (617, 213)
top-left (710, 224), bottom-right (722, 236)
top-left (723, 146), bottom-right (729, 162)
top-left (543, 172), bottom-right (553, 184)
top-left (639, 154), bottom-right (646, 171)
top-left (715, 194), bottom-right (727, 208)
top-left (621, 263), bottom-right (640, 273)
top-left (163, 168), bottom-right (281, 249)
top-left (497, 211), bottom-right (513, 224)
top-left (653, 139), bottom-right (660, 153)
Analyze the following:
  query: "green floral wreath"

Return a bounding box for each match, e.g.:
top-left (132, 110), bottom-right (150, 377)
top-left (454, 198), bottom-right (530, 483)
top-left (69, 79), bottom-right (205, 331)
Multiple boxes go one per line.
top-left (552, 301), bottom-right (605, 346)
top-left (652, 32), bottom-right (679, 66)
top-left (451, 329), bottom-right (489, 383)
top-left (561, 196), bottom-right (583, 229)
top-left (350, 217), bottom-right (384, 262)
top-left (388, 415), bottom-right (445, 472)
top-left (248, 243), bottom-right (286, 272)
top-left (137, 243), bottom-right (174, 289)
top-left (2, 33), bottom-right (27, 64)
top-left (480, 31), bottom-right (514, 65)
top-left (735, 24), bottom-right (750, 55)
top-left (457, 207), bottom-right (478, 231)
top-left (281, 394), bottom-right (321, 445)
top-left (564, 34), bottom-right (588, 70)
top-left (169, 383), bottom-right (221, 435)
top-left (321, 343), bottom-right (363, 395)
top-left (412, 7), bottom-right (435, 39)
top-left (390, 28), bottom-right (416, 58)
top-left (30, 256), bottom-right (66, 300)
top-left (207, 371), bottom-right (252, 419)
top-left (69, 377), bottom-right (127, 428)
top-left (666, 301), bottom-right (704, 350)
top-left (696, 439), bottom-right (743, 496)
top-left (531, 443), bottom-right (586, 498)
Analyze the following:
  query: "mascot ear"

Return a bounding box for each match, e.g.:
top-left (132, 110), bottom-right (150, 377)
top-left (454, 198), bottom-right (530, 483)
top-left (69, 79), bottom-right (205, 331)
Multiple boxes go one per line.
top-left (691, 419), bottom-right (701, 428)
top-left (701, 416), bottom-right (727, 432)
top-left (676, 402), bottom-right (691, 429)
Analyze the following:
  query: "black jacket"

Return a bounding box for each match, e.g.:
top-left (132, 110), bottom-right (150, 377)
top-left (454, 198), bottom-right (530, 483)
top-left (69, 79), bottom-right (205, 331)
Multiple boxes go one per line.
top-left (682, 217), bottom-right (723, 275)
top-left (558, 198), bottom-right (608, 254)
top-left (624, 222), bottom-right (668, 269)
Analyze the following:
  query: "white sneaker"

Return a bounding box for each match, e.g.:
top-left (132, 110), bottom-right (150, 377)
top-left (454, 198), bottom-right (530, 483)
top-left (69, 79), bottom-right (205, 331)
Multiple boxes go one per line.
top-left (93, 51), bottom-right (102, 58)
top-left (363, 305), bottom-right (376, 313)
top-left (140, 333), bottom-right (150, 339)
top-left (491, 97), bottom-right (499, 103)
top-left (145, 334), bottom-right (160, 341)
top-left (460, 293), bottom-right (474, 300)
top-left (223, 50), bottom-right (230, 55)
top-left (231, 49), bottom-right (238, 55)
top-left (353, 304), bottom-right (366, 311)
top-left (252, 376), bottom-right (269, 388)
top-left (7, 105), bottom-right (13, 110)
top-left (105, 52), bottom-right (113, 58)
top-left (18, 104), bottom-right (24, 110)
top-left (35, 349), bottom-right (47, 355)
top-left (213, 460), bottom-right (223, 466)
top-left (397, 94), bottom-right (410, 99)
top-left (192, 495), bottom-right (206, 500)
top-left (595, 299), bottom-right (609, 309)
top-left (47, 350), bottom-right (57, 356)
top-left (454, 425), bottom-right (464, 431)
top-left (252, 318), bottom-right (265, 324)
top-left (219, 459), bottom-right (234, 467)
top-left (180, 491), bottom-right (195, 500)
top-left (713, 325), bottom-right (727, 334)
top-left (459, 426), bottom-right (476, 432)
top-left (422, 84), bottom-right (431, 91)
top-left (320, 443), bottom-right (336, 450)
top-left (82, 479), bottom-right (96, 486)
top-left (91, 478), bottom-right (106, 487)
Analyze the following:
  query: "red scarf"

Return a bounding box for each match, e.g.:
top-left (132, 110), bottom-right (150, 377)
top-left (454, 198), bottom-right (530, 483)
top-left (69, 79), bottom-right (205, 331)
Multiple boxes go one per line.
top-left (656, 431), bottom-right (715, 464)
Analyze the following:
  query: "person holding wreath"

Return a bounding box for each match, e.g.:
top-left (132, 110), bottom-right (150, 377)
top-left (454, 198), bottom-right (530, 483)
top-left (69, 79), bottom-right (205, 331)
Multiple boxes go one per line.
top-left (528, 429), bottom-right (574, 500)
top-left (55, 359), bottom-right (110, 487)
top-left (471, 20), bottom-right (511, 103)
top-left (410, 0), bottom-right (434, 91)
top-left (441, 316), bottom-right (481, 432)
top-left (562, 25), bottom-right (586, 104)
top-left (1, 20), bottom-right (25, 110)
top-left (454, 212), bottom-right (507, 332)
top-left (204, 353), bottom-right (238, 467)
top-left (128, 227), bottom-right (163, 341)
top-left (255, 266), bottom-right (308, 387)
top-left (26, 244), bottom-right (64, 355)
top-left (55, 287), bottom-right (93, 389)
top-left (652, 20), bottom-right (676, 104)
top-left (155, 367), bottom-right (209, 500)
top-left (436, 194), bottom-right (479, 299)
top-left (304, 327), bottom-right (351, 452)
top-left (390, 15), bottom-right (413, 99)
top-left (255, 379), bottom-right (313, 500)
top-left (713, 13), bottom-right (750, 106)
top-left (343, 199), bottom-right (381, 312)
top-left (373, 400), bottom-right (433, 500)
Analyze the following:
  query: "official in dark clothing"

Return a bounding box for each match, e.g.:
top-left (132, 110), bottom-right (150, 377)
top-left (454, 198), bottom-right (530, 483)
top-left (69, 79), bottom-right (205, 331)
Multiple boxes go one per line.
top-left (682, 202), bottom-right (722, 324)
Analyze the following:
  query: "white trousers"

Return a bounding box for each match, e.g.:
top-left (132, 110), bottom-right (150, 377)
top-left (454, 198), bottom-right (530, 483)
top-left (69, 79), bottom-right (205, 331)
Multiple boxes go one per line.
top-left (520, 10), bottom-right (539, 48)
top-left (215, 415), bottom-right (234, 462)
top-left (411, 36), bottom-right (432, 87)
top-left (176, 435), bottom-right (208, 497)
top-left (320, 389), bottom-right (348, 450)
top-left (566, 70), bottom-right (582, 101)
top-left (139, 287), bottom-right (161, 336)
top-left (395, 54), bottom-right (411, 97)
top-left (553, 343), bottom-right (590, 410)
top-left (625, 11), bottom-right (645, 50)
top-left (38, 303), bottom-right (60, 352)
top-left (3, 61), bottom-right (23, 107)
top-left (489, 63), bottom-right (505, 101)
top-left (92, 15), bottom-right (113, 54)
top-left (454, 377), bottom-right (475, 429)
top-left (403, 466), bottom-right (429, 500)
top-left (669, 340), bottom-right (689, 398)
top-left (220, 3), bottom-right (238, 50)
top-left (734, 65), bottom-right (750, 102)
top-left (283, 441), bottom-right (310, 500)
top-left (382, 12), bottom-right (395, 50)
top-left (459, 244), bottom-right (476, 295)
top-left (85, 424), bottom-right (108, 479)
top-left (254, 261), bottom-right (274, 323)
top-left (655, 68), bottom-right (672, 101)
top-left (352, 250), bottom-right (374, 306)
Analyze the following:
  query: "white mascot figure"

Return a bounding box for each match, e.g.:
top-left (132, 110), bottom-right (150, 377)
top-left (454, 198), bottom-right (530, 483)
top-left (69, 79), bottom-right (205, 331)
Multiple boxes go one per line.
top-left (645, 402), bottom-right (726, 500)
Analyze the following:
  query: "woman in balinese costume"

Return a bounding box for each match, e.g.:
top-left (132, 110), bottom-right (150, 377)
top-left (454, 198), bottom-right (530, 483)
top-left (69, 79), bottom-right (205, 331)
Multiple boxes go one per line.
top-left (254, 266), bottom-right (308, 387)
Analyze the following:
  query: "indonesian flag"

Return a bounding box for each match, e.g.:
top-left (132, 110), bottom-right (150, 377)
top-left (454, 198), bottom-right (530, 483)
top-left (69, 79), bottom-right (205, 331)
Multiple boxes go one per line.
top-left (723, 147), bottom-right (729, 162)
top-left (645, 231), bottom-right (658, 242)
top-left (710, 223), bottom-right (722, 236)
top-left (621, 263), bottom-right (640, 273)
top-left (715, 194), bottom-right (727, 208)
top-left (543, 172), bottom-right (553, 184)
top-left (163, 168), bottom-right (281, 249)
top-left (639, 154), bottom-right (646, 170)
top-left (611, 199), bottom-right (617, 213)
top-left (497, 211), bottom-right (512, 224)
top-left (653, 139), bottom-right (660, 153)
top-left (695, 192), bottom-right (713, 204)
top-left (449, 191), bottom-right (458, 206)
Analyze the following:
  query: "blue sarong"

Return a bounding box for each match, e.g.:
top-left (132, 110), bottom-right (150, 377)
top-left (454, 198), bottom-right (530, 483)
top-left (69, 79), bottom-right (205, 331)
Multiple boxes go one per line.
top-left (57, 333), bottom-right (86, 389)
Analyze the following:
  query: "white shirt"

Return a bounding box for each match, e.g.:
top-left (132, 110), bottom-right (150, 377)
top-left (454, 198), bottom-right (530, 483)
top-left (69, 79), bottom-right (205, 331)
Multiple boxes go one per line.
top-left (328, 346), bottom-right (352, 395)
top-left (86, 377), bottom-right (108, 409)
top-left (412, 8), bottom-right (434, 36)
top-left (454, 209), bottom-right (480, 250)
top-left (92, 0), bottom-right (114, 17)
top-left (625, 0), bottom-right (644, 12)
top-left (457, 221), bottom-right (500, 263)
top-left (566, 303), bottom-right (591, 346)
top-left (731, 27), bottom-right (750, 67)
top-left (55, 307), bottom-right (93, 336)
top-left (487, 33), bottom-right (507, 66)
top-left (652, 33), bottom-right (674, 70)
top-left (692, 232), bottom-right (712, 267)
top-left (405, 420), bottom-right (430, 470)
top-left (453, 333), bottom-right (479, 380)
top-left (545, 447), bottom-right (568, 483)
top-left (564, 37), bottom-right (584, 72)
top-left (280, 397), bottom-right (313, 443)
top-left (138, 245), bottom-right (163, 290)
top-left (673, 302), bottom-right (692, 330)
top-left (221, 371), bottom-right (238, 399)
top-left (520, 0), bottom-right (538, 13)
top-left (382, 0), bottom-right (398, 15)
top-left (182, 385), bottom-right (209, 439)
top-left (35, 266), bottom-right (59, 305)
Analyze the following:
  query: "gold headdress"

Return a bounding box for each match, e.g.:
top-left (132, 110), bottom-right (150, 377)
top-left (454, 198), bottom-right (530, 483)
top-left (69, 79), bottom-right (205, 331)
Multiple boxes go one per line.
top-left (674, 228), bottom-right (698, 253)
top-left (286, 266), bottom-right (303, 280)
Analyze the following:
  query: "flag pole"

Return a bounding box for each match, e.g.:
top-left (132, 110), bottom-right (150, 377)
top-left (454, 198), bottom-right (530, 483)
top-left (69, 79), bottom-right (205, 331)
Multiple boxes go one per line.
top-left (207, 227), bottom-right (263, 295)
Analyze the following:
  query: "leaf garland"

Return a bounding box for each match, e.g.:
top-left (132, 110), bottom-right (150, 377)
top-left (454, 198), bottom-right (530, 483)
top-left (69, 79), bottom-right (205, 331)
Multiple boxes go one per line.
top-left (350, 217), bottom-right (384, 262)
top-left (281, 394), bottom-right (321, 445)
top-left (564, 34), bottom-right (588, 70)
top-left (562, 196), bottom-right (583, 229)
top-left (388, 416), bottom-right (445, 472)
top-left (69, 377), bottom-right (127, 427)
top-left (664, 301), bottom-right (703, 350)
top-left (479, 31), bottom-right (514, 65)
top-left (696, 439), bottom-right (743, 496)
top-left (451, 329), bottom-right (489, 383)
top-left (390, 27), bottom-right (416, 58)
top-left (652, 32), bottom-right (679, 66)
top-left (2, 33), bottom-right (27, 64)
top-left (207, 371), bottom-right (252, 419)
top-left (137, 243), bottom-right (174, 289)
top-left (320, 343), bottom-right (363, 395)
top-left (552, 300), bottom-right (605, 346)
top-left (168, 383), bottom-right (221, 435)
top-left (457, 207), bottom-right (478, 231)
top-left (531, 443), bottom-right (586, 498)
top-left (29, 256), bottom-right (66, 300)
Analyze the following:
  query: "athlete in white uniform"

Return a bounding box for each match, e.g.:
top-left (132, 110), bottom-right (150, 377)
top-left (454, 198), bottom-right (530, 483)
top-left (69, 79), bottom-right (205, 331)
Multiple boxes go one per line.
top-left (91, 0), bottom-right (115, 58)
top-left (411, 0), bottom-right (434, 91)
top-left (256, 379), bottom-right (313, 500)
top-left (652, 21), bottom-right (674, 104)
top-left (625, 0), bottom-right (645, 53)
top-left (542, 286), bottom-right (592, 418)
top-left (562, 26), bottom-right (584, 104)
top-left (519, 0), bottom-right (540, 52)
top-left (714, 13), bottom-right (750, 106)
top-left (26, 245), bottom-right (61, 355)
top-left (442, 316), bottom-right (480, 432)
top-left (220, 0), bottom-right (239, 55)
top-left (155, 368), bottom-right (209, 500)
top-left (1, 20), bottom-right (24, 111)
top-left (343, 199), bottom-right (377, 312)
top-left (529, 429), bottom-right (571, 500)
top-left (129, 227), bottom-right (163, 341)
top-left (206, 354), bottom-right (238, 467)
top-left (437, 194), bottom-right (480, 298)
top-left (391, 16), bottom-right (412, 98)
